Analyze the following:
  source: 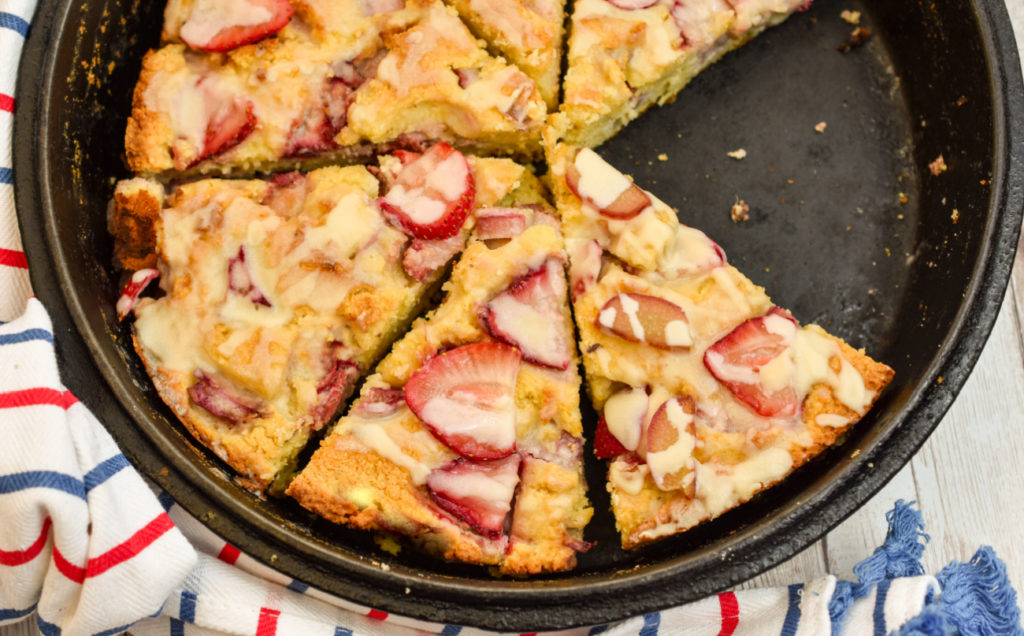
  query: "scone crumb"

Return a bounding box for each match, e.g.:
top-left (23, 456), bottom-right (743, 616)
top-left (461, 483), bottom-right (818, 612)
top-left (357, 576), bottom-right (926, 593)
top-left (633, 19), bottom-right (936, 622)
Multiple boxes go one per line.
top-left (727, 148), bottom-right (747, 160)
top-left (730, 198), bottom-right (750, 223)
top-left (951, 208), bottom-right (960, 223)
top-left (814, 121), bottom-right (827, 133)
top-left (840, 10), bottom-right (861, 24)
top-left (837, 27), bottom-right (872, 52)
top-left (657, 153), bottom-right (668, 162)
top-left (929, 155), bottom-right (947, 175)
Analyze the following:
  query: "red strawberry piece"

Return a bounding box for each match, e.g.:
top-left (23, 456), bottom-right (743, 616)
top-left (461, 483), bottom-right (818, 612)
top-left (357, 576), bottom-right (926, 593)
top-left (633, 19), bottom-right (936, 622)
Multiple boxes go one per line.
top-left (568, 239), bottom-right (603, 301)
top-left (480, 259), bottom-right (572, 370)
top-left (179, 0), bottom-right (294, 52)
top-left (426, 454), bottom-right (521, 539)
top-left (390, 149), bottom-right (421, 166)
top-left (189, 371), bottom-right (264, 424)
top-left (475, 207), bottom-right (528, 240)
top-left (565, 150), bottom-right (650, 219)
top-left (703, 308), bottom-right (801, 417)
top-left (604, 0), bottom-right (658, 8)
top-left (378, 142), bottom-right (475, 240)
top-left (116, 268), bottom-right (160, 320)
top-left (200, 97), bottom-right (256, 164)
top-left (404, 342), bottom-right (521, 460)
top-left (401, 234), bottom-right (464, 282)
top-left (671, 0), bottom-right (731, 49)
top-left (455, 68), bottom-right (480, 89)
top-left (659, 227), bottom-right (726, 277)
top-left (353, 387), bottom-right (406, 419)
top-left (227, 246), bottom-right (271, 306)
top-left (596, 292), bottom-right (693, 350)
top-left (310, 354), bottom-right (359, 430)
top-left (594, 415), bottom-right (629, 459)
top-left (601, 386), bottom-right (648, 452)
top-left (646, 396), bottom-right (697, 492)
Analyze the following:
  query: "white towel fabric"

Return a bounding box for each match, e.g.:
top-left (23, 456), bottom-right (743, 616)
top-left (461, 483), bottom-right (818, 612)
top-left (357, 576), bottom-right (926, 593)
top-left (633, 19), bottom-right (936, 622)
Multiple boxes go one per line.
top-left (2, 1), bottom-right (1021, 635)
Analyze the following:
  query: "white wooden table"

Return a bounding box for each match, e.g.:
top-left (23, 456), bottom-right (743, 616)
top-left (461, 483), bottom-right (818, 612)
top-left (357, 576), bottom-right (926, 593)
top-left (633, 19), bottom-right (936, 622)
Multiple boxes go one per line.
top-left (4, 4), bottom-right (1024, 636)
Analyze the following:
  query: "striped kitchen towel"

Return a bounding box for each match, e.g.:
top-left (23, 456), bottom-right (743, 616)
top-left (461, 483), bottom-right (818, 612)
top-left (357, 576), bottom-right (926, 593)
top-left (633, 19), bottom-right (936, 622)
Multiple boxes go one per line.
top-left (2, 0), bottom-right (1023, 634)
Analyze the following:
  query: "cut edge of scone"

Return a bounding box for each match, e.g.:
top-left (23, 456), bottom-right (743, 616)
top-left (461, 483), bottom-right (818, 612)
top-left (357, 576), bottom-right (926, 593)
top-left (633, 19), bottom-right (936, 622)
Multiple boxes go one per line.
top-left (545, 141), bottom-right (893, 549)
top-left (288, 216), bottom-right (594, 575)
top-left (110, 147), bottom-right (542, 494)
top-left (551, 0), bottom-right (813, 149)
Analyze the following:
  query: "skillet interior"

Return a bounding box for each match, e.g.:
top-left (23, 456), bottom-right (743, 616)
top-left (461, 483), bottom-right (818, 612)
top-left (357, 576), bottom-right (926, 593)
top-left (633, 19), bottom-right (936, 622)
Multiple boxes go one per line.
top-left (13, 0), bottom-right (1024, 630)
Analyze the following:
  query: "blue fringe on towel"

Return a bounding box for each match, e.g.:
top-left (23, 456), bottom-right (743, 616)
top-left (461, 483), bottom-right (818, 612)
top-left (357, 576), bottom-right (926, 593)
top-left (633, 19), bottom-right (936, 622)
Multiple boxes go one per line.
top-left (828, 500), bottom-right (1023, 635)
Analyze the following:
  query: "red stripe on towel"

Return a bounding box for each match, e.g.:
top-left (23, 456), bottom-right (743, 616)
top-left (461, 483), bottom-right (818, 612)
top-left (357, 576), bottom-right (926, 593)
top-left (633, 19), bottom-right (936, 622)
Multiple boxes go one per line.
top-left (55, 513), bottom-right (174, 583)
top-left (0, 249), bottom-right (28, 269)
top-left (0, 388), bottom-right (77, 410)
top-left (718, 591), bottom-right (740, 636)
top-left (0, 517), bottom-right (51, 565)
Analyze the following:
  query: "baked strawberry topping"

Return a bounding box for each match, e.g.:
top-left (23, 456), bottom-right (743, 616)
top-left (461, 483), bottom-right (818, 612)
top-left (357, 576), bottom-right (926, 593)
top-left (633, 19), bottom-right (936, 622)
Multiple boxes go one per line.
top-left (597, 293), bottom-right (692, 350)
top-left (179, 0), bottom-right (293, 52)
top-left (426, 454), bottom-right (521, 539)
top-left (601, 386), bottom-right (647, 452)
top-left (200, 97), bottom-right (256, 166)
top-left (405, 342), bottom-right (521, 460)
top-left (116, 268), bottom-right (160, 320)
top-left (401, 234), bottom-right (464, 282)
top-left (480, 259), bottom-right (572, 370)
top-left (566, 150), bottom-right (650, 219)
top-left (310, 354), bottom-right (360, 430)
top-left (358, 0), bottom-right (405, 16)
top-left (262, 172), bottom-right (306, 217)
top-left (379, 143), bottom-right (475, 240)
top-left (603, 0), bottom-right (658, 9)
top-left (568, 239), bottom-right (603, 301)
top-left (353, 387), bottom-right (406, 419)
top-left (475, 207), bottom-right (528, 240)
top-left (658, 228), bottom-right (726, 278)
top-left (188, 371), bottom-right (264, 424)
top-left (594, 415), bottom-right (629, 459)
top-left (646, 396), bottom-right (696, 492)
top-left (703, 308), bottom-right (800, 417)
top-left (670, 0), bottom-right (731, 50)
top-left (227, 246), bottom-right (271, 307)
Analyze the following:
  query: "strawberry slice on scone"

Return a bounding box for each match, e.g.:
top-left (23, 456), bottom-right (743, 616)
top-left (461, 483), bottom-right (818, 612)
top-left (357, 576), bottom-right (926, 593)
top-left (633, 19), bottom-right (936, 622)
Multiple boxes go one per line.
top-left (404, 342), bottom-right (521, 460)
top-left (378, 143), bottom-right (476, 240)
top-left (480, 259), bottom-right (573, 370)
top-left (179, 0), bottom-right (294, 52)
top-left (426, 454), bottom-right (522, 539)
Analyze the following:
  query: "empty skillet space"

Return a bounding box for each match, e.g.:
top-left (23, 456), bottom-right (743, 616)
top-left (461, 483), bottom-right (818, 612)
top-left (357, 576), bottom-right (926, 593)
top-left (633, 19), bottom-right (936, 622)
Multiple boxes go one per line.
top-left (13, 0), bottom-right (1021, 630)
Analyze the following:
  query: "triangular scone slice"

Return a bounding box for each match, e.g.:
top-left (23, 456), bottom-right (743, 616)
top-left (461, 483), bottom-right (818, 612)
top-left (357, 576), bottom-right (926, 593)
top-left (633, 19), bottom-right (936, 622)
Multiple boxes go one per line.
top-left (444, 0), bottom-right (567, 110)
top-left (126, 0), bottom-right (546, 177)
top-left (550, 0), bottom-right (811, 147)
top-left (110, 146), bottom-right (538, 492)
top-left (288, 219), bottom-right (594, 574)
top-left (546, 144), bottom-right (893, 548)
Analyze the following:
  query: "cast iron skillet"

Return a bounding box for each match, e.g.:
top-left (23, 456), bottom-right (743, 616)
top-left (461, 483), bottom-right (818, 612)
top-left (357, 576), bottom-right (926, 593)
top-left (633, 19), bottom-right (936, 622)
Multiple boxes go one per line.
top-left (13, 0), bottom-right (1024, 630)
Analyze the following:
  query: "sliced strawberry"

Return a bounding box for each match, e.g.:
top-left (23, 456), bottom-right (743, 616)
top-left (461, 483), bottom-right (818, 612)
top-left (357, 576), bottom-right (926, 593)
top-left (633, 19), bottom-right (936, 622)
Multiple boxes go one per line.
top-left (646, 396), bottom-right (697, 492)
top-left (426, 454), bottom-right (521, 539)
top-left (180, 0), bottom-right (294, 52)
top-left (671, 0), bottom-right (732, 50)
top-left (659, 227), bottom-right (727, 278)
top-left (596, 292), bottom-right (692, 350)
top-left (475, 207), bottom-right (528, 241)
top-left (310, 352), bottom-right (359, 430)
top-left (405, 343), bottom-right (521, 459)
top-left (703, 308), bottom-right (801, 417)
top-left (227, 246), bottom-right (271, 306)
top-left (401, 234), bottom-right (464, 282)
top-left (604, 0), bottom-right (658, 8)
top-left (568, 239), bottom-right (603, 301)
top-left (566, 149), bottom-right (651, 220)
top-left (189, 371), bottom-right (264, 424)
top-left (359, 0), bottom-right (406, 16)
top-left (378, 142), bottom-right (475, 240)
top-left (480, 259), bottom-right (572, 370)
top-left (353, 387), bottom-right (406, 419)
top-left (594, 416), bottom-right (629, 459)
top-left (601, 386), bottom-right (648, 452)
top-left (455, 68), bottom-right (480, 89)
top-left (201, 97), bottom-right (256, 163)
top-left (116, 268), bottom-right (160, 320)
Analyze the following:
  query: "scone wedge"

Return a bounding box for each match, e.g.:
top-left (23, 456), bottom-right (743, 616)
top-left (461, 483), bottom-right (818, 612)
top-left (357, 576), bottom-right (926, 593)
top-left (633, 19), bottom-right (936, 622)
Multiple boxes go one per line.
top-left (551, 0), bottom-right (812, 148)
top-left (111, 145), bottom-right (543, 492)
top-left (288, 216), bottom-right (593, 574)
top-left (127, 0), bottom-right (547, 177)
top-left (546, 143), bottom-right (893, 548)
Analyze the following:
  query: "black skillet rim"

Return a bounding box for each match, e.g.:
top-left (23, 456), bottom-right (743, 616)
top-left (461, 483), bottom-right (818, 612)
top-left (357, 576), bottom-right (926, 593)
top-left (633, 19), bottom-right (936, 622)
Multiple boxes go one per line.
top-left (12, 0), bottom-right (1024, 630)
